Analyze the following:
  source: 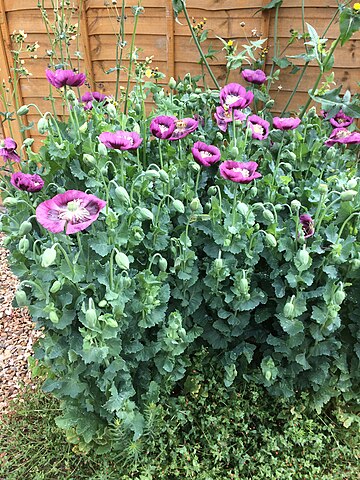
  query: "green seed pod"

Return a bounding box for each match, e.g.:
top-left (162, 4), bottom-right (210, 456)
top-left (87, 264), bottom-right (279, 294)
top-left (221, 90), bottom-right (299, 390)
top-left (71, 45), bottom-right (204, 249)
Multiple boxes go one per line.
top-left (145, 169), bottom-right (161, 178)
top-left (15, 289), bottom-right (28, 307)
top-left (347, 178), bottom-right (357, 189)
top-left (66, 89), bottom-right (77, 102)
top-left (168, 76), bottom-right (177, 89)
top-left (172, 199), bottom-right (185, 214)
top-left (41, 247), bottom-right (57, 268)
top-left (274, 204), bottom-right (283, 212)
top-left (283, 300), bottom-right (295, 318)
top-left (190, 198), bottom-right (201, 211)
top-left (158, 257), bottom-right (168, 272)
top-left (158, 169), bottom-right (169, 183)
top-left (98, 299), bottom-right (107, 308)
top-left (49, 310), bottom-right (59, 324)
top-left (115, 251), bottom-right (130, 270)
top-left (138, 207), bottom-right (154, 221)
top-left (79, 122), bottom-right (88, 133)
top-left (340, 190), bottom-right (357, 202)
top-left (189, 161), bottom-right (201, 173)
top-left (237, 202), bottom-right (249, 216)
top-left (19, 221), bottom-right (32, 236)
top-left (265, 99), bottom-right (275, 109)
top-left (18, 237), bottom-right (30, 254)
top-left (265, 233), bottom-right (277, 247)
top-left (23, 138), bottom-right (34, 147)
top-left (263, 209), bottom-right (275, 223)
top-left (17, 105), bottom-right (30, 116)
top-left (216, 131), bottom-right (223, 141)
top-left (281, 162), bottom-right (292, 171)
top-left (115, 186), bottom-right (130, 205)
top-left (204, 202), bottom-right (211, 213)
top-left (98, 143), bottom-right (108, 156)
top-left (325, 147), bottom-right (336, 161)
top-left (224, 238), bottom-right (231, 247)
top-left (318, 183), bottom-right (328, 194)
top-left (3, 197), bottom-right (19, 206)
top-left (307, 106), bottom-right (317, 119)
top-left (37, 117), bottom-right (48, 134)
top-left (50, 280), bottom-right (61, 294)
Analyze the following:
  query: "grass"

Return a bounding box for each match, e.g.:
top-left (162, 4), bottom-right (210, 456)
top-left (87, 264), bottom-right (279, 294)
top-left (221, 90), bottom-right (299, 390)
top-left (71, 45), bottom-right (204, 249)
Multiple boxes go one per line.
top-left (0, 373), bottom-right (359, 480)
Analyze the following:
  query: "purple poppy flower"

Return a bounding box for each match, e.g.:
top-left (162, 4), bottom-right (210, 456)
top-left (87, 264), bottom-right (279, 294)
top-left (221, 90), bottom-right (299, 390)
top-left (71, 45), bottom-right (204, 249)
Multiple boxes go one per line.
top-left (0, 137), bottom-right (20, 162)
top-left (219, 83), bottom-right (254, 109)
top-left (45, 69), bottom-right (86, 89)
top-left (168, 118), bottom-right (198, 141)
top-left (299, 214), bottom-right (314, 238)
top-left (192, 141), bottom-right (221, 167)
top-left (99, 131), bottom-right (143, 150)
top-left (329, 110), bottom-right (354, 128)
top-left (241, 69), bottom-right (267, 85)
top-left (325, 128), bottom-right (360, 147)
top-left (273, 117), bottom-right (301, 131)
top-left (36, 190), bottom-right (106, 235)
top-left (150, 115), bottom-right (176, 139)
top-left (219, 160), bottom-right (262, 184)
top-left (247, 115), bottom-right (270, 140)
top-left (214, 106), bottom-right (247, 132)
top-left (81, 91), bottom-right (108, 110)
top-left (10, 172), bottom-right (44, 192)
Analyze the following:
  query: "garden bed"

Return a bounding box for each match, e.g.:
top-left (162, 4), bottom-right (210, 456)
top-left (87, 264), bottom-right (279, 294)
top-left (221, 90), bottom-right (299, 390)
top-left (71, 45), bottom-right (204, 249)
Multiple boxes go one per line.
top-left (0, 233), bottom-right (41, 414)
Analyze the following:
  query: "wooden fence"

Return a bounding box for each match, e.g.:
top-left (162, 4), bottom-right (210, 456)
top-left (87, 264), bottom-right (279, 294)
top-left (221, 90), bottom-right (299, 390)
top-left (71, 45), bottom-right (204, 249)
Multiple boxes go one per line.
top-left (0, 0), bottom-right (359, 150)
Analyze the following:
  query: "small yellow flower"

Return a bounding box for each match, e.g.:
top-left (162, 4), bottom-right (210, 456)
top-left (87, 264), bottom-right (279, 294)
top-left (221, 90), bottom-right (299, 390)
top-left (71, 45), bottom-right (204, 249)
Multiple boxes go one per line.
top-left (227, 40), bottom-right (234, 46)
top-left (353, 2), bottom-right (360, 10)
top-left (145, 68), bottom-right (152, 78)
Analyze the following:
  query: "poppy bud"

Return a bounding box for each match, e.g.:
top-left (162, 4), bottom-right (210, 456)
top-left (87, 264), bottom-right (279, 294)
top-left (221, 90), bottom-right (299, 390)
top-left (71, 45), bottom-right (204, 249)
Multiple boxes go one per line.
top-left (19, 221), bottom-right (32, 236)
top-left (238, 272), bottom-right (249, 295)
top-left (207, 186), bottom-right (217, 196)
top-left (230, 146), bottom-right (239, 157)
top-left (340, 190), bottom-right (357, 202)
top-left (325, 147), bottom-right (336, 160)
top-left (263, 209), bottom-right (275, 223)
top-left (333, 285), bottom-right (346, 305)
top-left (249, 186), bottom-right (257, 198)
top-left (138, 207), bottom-right (154, 221)
top-left (23, 138), bottom-right (34, 147)
top-left (3, 197), bottom-right (19, 206)
top-left (115, 186), bottom-right (130, 204)
top-left (145, 169), bottom-right (160, 178)
top-left (85, 308), bottom-right (97, 328)
top-left (158, 170), bottom-right (169, 183)
top-left (168, 76), bottom-right (177, 89)
top-left (106, 103), bottom-right (117, 118)
top-left (318, 183), bottom-right (328, 194)
top-left (265, 99), bottom-right (274, 109)
top-left (17, 105), bottom-right (30, 116)
top-left (214, 257), bottom-right (223, 270)
top-left (98, 143), bottom-right (108, 156)
top-left (41, 246), bottom-right (57, 268)
top-left (105, 317), bottom-right (118, 328)
top-left (19, 237), bottom-right (30, 254)
top-left (189, 161), bottom-right (201, 173)
top-left (283, 297), bottom-right (295, 318)
top-left (15, 289), bottom-right (28, 307)
top-left (37, 117), bottom-right (48, 134)
top-left (347, 179), bottom-right (357, 189)
top-left (290, 199), bottom-right (301, 212)
top-left (190, 198), bottom-right (201, 211)
top-left (172, 199), bottom-right (185, 214)
top-left (83, 154), bottom-right (96, 165)
top-left (49, 310), bottom-right (59, 324)
top-left (115, 251), bottom-right (130, 270)
top-left (224, 238), bottom-right (231, 247)
top-left (79, 122), bottom-right (88, 133)
top-left (265, 233), bottom-right (277, 247)
top-left (50, 280), bottom-right (61, 293)
top-left (98, 299), bottom-right (107, 308)
top-left (158, 257), bottom-right (168, 272)
top-left (134, 231), bottom-right (143, 241)
top-left (296, 246), bottom-right (310, 268)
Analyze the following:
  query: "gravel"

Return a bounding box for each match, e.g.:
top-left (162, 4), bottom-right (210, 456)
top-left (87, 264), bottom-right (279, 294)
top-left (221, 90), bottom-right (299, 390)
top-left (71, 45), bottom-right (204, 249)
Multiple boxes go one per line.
top-left (0, 232), bottom-right (42, 415)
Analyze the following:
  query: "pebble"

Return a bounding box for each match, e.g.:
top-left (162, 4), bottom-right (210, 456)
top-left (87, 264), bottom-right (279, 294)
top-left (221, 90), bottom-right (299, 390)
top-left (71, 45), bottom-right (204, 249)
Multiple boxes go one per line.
top-left (0, 233), bottom-right (42, 415)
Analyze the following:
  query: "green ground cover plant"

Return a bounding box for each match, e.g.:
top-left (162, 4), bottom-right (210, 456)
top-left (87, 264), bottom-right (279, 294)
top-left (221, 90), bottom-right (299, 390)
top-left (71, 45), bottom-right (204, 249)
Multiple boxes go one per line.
top-left (1, 363), bottom-right (359, 480)
top-left (0, 0), bottom-right (360, 458)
